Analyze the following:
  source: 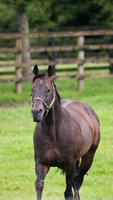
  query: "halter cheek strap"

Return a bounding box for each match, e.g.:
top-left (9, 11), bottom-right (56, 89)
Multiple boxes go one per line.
top-left (32, 84), bottom-right (56, 114)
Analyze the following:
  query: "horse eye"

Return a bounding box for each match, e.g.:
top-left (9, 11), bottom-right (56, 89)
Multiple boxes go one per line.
top-left (47, 89), bottom-right (51, 93)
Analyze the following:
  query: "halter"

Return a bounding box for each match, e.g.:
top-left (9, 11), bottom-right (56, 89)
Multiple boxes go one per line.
top-left (32, 84), bottom-right (56, 116)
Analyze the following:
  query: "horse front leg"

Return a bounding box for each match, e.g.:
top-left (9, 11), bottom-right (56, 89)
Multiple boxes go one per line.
top-left (35, 160), bottom-right (49, 200)
top-left (64, 169), bottom-right (76, 200)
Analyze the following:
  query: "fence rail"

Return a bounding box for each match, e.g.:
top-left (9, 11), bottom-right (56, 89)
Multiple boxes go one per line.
top-left (0, 29), bottom-right (113, 93)
top-left (1, 29), bottom-right (113, 38)
top-left (1, 43), bottom-right (113, 54)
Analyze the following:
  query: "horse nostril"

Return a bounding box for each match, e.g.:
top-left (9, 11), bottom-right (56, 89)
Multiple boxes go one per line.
top-left (32, 109), bottom-right (42, 115)
top-left (31, 108), bottom-right (44, 122)
top-left (39, 108), bottom-right (42, 113)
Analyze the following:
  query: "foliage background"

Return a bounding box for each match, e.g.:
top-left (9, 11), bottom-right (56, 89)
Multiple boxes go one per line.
top-left (0, 0), bottom-right (113, 32)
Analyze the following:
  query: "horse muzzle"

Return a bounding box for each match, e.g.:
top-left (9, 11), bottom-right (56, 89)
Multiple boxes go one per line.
top-left (31, 109), bottom-right (45, 122)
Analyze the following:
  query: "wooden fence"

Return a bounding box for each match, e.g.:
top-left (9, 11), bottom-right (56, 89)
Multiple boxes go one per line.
top-left (0, 30), bottom-right (113, 93)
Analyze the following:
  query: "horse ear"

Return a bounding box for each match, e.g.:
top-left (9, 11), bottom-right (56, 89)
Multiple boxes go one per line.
top-left (33, 65), bottom-right (38, 76)
top-left (47, 65), bottom-right (54, 77)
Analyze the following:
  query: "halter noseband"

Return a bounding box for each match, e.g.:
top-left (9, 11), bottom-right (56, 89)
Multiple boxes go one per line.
top-left (32, 84), bottom-right (56, 115)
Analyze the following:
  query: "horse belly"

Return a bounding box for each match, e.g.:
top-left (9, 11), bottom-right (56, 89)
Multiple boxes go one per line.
top-left (79, 124), bottom-right (93, 157)
top-left (73, 117), bottom-right (93, 157)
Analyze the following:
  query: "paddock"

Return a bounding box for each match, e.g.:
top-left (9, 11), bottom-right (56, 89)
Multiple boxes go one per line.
top-left (0, 77), bottom-right (113, 200)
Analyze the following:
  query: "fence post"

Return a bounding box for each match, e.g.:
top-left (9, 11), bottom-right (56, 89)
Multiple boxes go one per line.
top-left (77, 36), bottom-right (85, 90)
top-left (108, 36), bottom-right (113, 74)
top-left (48, 30), bottom-right (56, 75)
top-left (15, 38), bottom-right (22, 94)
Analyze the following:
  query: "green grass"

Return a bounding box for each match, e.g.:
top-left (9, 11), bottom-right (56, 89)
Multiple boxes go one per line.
top-left (0, 82), bottom-right (31, 105)
top-left (0, 78), bottom-right (113, 200)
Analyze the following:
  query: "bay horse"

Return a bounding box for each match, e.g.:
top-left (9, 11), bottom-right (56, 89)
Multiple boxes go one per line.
top-left (31, 65), bottom-right (100, 200)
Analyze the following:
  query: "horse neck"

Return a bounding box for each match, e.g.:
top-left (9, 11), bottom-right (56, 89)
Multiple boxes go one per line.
top-left (43, 95), bottom-right (62, 140)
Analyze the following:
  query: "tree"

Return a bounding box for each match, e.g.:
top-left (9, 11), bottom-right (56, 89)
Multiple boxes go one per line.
top-left (11, 0), bottom-right (32, 79)
top-left (0, 2), bottom-right (16, 31)
top-left (47, 0), bottom-right (113, 28)
top-left (1, 0), bottom-right (113, 31)
top-left (27, 0), bottom-right (55, 30)
top-left (10, 0), bottom-right (54, 79)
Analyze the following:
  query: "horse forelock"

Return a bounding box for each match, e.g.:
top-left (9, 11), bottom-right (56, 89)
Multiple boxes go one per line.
top-left (33, 71), bottom-right (45, 82)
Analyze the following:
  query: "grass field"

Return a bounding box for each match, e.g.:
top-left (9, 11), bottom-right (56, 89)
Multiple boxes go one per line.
top-left (0, 77), bottom-right (113, 200)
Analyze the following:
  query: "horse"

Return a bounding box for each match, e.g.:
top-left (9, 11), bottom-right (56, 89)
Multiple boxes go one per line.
top-left (31, 65), bottom-right (100, 200)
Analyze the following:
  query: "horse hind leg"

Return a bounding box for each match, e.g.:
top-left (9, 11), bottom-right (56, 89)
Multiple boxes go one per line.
top-left (73, 146), bottom-right (97, 200)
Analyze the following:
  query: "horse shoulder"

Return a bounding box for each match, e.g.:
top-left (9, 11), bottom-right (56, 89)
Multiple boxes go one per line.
top-left (57, 107), bottom-right (84, 156)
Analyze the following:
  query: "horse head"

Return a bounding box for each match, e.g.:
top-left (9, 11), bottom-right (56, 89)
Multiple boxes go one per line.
top-left (31, 65), bottom-right (55, 122)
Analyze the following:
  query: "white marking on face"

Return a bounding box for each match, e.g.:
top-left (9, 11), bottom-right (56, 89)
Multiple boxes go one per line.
top-left (40, 80), bottom-right (43, 84)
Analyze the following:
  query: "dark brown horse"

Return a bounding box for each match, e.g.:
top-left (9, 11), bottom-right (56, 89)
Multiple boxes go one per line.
top-left (31, 65), bottom-right (100, 200)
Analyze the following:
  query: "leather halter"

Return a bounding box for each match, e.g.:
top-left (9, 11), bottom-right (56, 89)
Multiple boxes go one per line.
top-left (32, 84), bottom-right (56, 115)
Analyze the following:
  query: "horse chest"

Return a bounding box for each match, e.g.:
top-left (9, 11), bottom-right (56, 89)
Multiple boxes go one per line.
top-left (37, 136), bottom-right (77, 169)
top-left (40, 144), bottom-right (63, 166)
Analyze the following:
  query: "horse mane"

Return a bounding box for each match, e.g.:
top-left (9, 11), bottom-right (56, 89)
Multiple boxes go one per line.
top-left (53, 83), bottom-right (61, 105)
